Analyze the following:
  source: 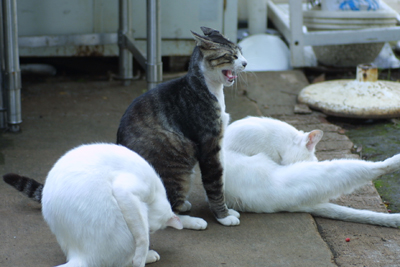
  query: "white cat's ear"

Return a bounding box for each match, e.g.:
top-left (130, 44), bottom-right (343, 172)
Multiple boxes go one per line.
top-left (306, 130), bottom-right (323, 151)
top-left (166, 215), bottom-right (183, 230)
top-left (190, 31), bottom-right (219, 50)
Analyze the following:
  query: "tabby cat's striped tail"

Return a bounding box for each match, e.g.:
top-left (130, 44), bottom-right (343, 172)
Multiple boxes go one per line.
top-left (3, 173), bottom-right (43, 203)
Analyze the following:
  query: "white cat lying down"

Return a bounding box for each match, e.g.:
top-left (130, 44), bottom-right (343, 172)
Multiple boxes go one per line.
top-left (223, 116), bottom-right (400, 228)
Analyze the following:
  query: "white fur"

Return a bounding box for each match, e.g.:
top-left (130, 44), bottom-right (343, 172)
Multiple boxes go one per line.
top-left (42, 143), bottom-right (182, 267)
top-left (178, 215), bottom-right (208, 230)
top-left (216, 209), bottom-right (241, 226)
top-left (224, 116), bottom-right (322, 164)
top-left (224, 117), bottom-right (400, 228)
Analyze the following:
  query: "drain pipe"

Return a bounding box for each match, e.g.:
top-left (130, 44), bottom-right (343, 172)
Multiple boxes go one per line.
top-left (2, 0), bottom-right (21, 132)
top-left (146, 0), bottom-right (162, 90)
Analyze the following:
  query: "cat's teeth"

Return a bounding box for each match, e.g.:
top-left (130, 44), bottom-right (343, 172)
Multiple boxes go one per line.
top-left (222, 70), bottom-right (237, 82)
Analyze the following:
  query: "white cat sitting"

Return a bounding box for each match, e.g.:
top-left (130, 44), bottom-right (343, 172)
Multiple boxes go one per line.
top-left (38, 143), bottom-right (182, 267)
top-left (223, 116), bottom-right (400, 228)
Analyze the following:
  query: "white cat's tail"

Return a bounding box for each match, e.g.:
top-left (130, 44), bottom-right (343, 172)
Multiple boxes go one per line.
top-left (380, 153), bottom-right (400, 174)
top-left (303, 203), bottom-right (400, 228)
top-left (112, 173), bottom-right (150, 267)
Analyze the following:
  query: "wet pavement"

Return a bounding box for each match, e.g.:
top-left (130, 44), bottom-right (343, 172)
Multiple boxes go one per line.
top-left (1, 70), bottom-right (400, 266)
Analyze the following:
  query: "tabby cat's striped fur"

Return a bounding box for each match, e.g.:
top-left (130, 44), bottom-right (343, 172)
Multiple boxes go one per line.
top-left (2, 27), bottom-right (247, 230)
top-left (117, 27), bottom-right (247, 229)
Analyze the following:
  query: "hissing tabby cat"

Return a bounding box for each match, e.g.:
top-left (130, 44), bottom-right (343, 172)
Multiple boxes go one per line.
top-left (117, 27), bottom-right (247, 229)
top-left (4, 144), bottom-right (182, 267)
top-left (3, 27), bottom-right (246, 231)
top-left (223, 116), bottom-right (400, 228)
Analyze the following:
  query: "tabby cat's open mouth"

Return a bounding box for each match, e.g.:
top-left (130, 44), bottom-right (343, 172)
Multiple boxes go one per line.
top-left (222, 70), bottom-right (237, 82)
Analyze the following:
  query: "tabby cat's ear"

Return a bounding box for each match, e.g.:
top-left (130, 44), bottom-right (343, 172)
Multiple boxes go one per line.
top-left (166, 215), bottom-right (183, 230)
top-left (306, 130), bottom-right (323, 151)
top-left (201, 26), bottom-right (219, 36)
top-left (191, 31), bottom-right (220, 50)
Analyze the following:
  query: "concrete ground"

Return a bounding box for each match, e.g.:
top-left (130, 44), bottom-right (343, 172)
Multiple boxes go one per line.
top-left (1, 70), bottom-right (400, 266)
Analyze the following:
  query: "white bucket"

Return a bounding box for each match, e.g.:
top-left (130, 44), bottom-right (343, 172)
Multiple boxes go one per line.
top-left (238, 34), bottom-right (291, 71)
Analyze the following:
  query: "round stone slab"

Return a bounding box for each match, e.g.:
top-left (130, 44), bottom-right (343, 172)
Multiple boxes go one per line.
top-left (298, 79), bottom-right (400, 119)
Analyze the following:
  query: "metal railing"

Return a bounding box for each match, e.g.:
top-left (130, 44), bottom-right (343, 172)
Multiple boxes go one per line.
top-left (0, 0), bottom-right (163, 130)
top-left (118, 0), bottom-right (162, 90)
top-left (0, 0), bottom-right (21, 132)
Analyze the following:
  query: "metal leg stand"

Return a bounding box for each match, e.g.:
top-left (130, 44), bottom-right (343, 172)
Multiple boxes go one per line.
top-left (118, 0), bottom-right (162, 90)
top-left (2, 0), bottom-right (21, 132)
top-left (0, 0), bottom-right (6, 129)
top-left (118, 0), bottom-right (133, 86)
top-left (146, 0), bottom-right (162, 91)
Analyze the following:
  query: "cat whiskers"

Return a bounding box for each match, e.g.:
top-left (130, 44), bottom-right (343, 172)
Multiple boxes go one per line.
top-left (233, 197), bottom-right (244, 211)
top-left (237, 70), bottom-right (250, 87)
top-left (229, 70), bottom-right (250, 99)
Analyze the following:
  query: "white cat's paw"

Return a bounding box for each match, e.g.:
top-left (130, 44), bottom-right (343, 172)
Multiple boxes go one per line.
top-left (178, 215), bottom-right (207, 230)
top-left (146, 250), bottom-right (160, 264)
top-left (228, 209), bottom-right (240, 218)
top-left (217, 215), bottom-right (240, 226)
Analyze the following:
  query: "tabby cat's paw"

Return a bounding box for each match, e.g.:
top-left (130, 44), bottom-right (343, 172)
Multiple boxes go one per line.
top-left (146, 250), bottom-right (160, 264)
top-left (178, 215), bottom-right (208, 230)
top-left (217, 215), bottom-right (240, 226)
top-left (180, 200), bottom-right (192, 212)
top-left (228, 209), bottom-right (240, 218)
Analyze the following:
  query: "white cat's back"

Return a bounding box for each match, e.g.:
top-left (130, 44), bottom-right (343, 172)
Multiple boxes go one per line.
top-left (224, 117), bottom-right (321, 164)
top-left (46, 143), bottom-right (157, 185)
top-left (42, 144), bottom-right (177, 267)
top-left (224, 150), bottom-right (282, 212)
top-left (43, 144), bottom-right (157, 218)
top-left (224, 117), bottom-right (288, 158)
top-left (44, 143), bottom-right (162, 202)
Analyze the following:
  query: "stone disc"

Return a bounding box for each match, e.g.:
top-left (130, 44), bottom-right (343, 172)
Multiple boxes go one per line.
top-left (298, 80), bottom-right (400, 119)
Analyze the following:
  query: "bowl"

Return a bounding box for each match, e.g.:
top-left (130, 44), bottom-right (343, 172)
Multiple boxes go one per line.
top-left (304, 6), bottom-right (397, 67)
top-left (312, 42), bottom-right (385, 67)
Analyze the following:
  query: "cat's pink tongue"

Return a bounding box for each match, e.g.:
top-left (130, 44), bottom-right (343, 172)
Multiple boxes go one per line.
top-left (223, 70), bottom-right (237, 81)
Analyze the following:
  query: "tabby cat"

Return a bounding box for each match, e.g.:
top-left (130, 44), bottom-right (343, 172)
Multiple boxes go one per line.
top-left (3, 27), bottom-right (247, 230)
top-left (117, 27), bottom-right (247, 229)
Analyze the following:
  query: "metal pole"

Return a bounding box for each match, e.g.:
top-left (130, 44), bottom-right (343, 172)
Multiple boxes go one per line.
top-left (0, 0), bottom-right (6, 129)
top-left (3, 0), bottom-right (21, 132)
top-left (118, 0), bottom-right (133, 86)
top-left (146, 0), bottom-right (162, 90)
top-left (289, 0), bottom-right (305, 67)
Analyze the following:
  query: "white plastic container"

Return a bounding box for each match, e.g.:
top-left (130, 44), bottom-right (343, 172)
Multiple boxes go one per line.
top-left (238, 34), bottom-right (291, 71)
